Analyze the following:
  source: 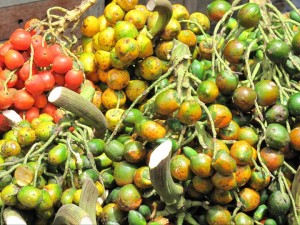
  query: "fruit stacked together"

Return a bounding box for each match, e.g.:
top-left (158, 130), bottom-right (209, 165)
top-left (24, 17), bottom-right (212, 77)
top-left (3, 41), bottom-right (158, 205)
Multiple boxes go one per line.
top-left (2, 0), bottom-right (300, 224)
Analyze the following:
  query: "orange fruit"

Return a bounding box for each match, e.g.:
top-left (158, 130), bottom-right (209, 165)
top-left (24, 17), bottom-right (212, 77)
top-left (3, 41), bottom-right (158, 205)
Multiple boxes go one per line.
top-left (248, 168), bottom-right (271, 190)
top-left (136, 34), bottom-right (153, 59)
top-left (235, 164), bottom-right (251, 187)
top-left (192, 176), bottom-right (214, 194)
top-left (101, 88), bottom-right (126, 109)
top-left (177, 30), bottom-right (197, 47)
top-left (139, 56), bottom-right (163, 81)
top-left (260, 146), bottom-right (284, 172)
top-left (98, 15), bottom-right (112, 32)
top-left (116, 0), bottom-right (138, 11)
top-left (197, 80), bottom-right (219, 104)
top-left (230, 140), bottom-right (253, 165)
top-left (160, 18), bottom-right (182, 41)
top-left (170, 154), bottom-right (192, 181)
top-left (115, 37), bottom-right (139, 62)
top-left (290, 127), bottom-right (300, 151)
top-left (153, 89), bottom-right (180, 116)
top-left (219, 120), bottom-right (240, 140)
top-left (208, 104), bottom-right (232, 128)
top-left (154, 41), bottom-right (174, 61)
top-left (188, 12), bottom-right (210, 34)
top-left (95, 50), bottom-right (111, 71)
top-left (210, 188), bottom-right (234, 205)
top-left (98, 69), bottom-right (108, 83)
top-left (125, 79), bottom-right (149, 102)
top-left (136, 120), bottom-right (166, 141)
top-left (124, 9), bottom-right (147, 30)
top-left (172, 4), bottom-right (190, 21)
top-left (104, 2), bottom-right (125, 24)
top-left (177, 99), bottom-right (202, 125)
top-left (239, 187), bottom-right (260, 212)
top-left (97, 27), bottom-right (116, 51)
top-left (107, 68), bottom-right (130, 90)
top-left (81, 16), bottom-right (100, 37)
top-left (211, 172), bottom-right (237, 191)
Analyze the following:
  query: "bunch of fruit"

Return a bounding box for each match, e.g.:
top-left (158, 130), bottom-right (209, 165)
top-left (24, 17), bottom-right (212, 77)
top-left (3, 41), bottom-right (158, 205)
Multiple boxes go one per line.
top-left (2, 0), bottom-right (300, 224)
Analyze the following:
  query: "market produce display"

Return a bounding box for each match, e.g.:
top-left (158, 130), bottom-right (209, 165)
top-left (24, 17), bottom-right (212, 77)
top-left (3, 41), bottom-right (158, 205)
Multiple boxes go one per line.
top-left (2, 0), bottom-right (300, 224)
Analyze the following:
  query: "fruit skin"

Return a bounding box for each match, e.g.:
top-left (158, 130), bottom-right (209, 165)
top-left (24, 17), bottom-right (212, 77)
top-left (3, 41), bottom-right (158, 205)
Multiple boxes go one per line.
top-left (288, 92), bottom-right (300, 116)
top-left (207, 0), bottom-right (231, 22)
top-left (266, 40), bottom-right (291, 63)
top-left (267, 190), bottom-right (291, 216)
top-left (265, 123), bottom-right (290, 150)
top-left (206, 205), bottom-right (231, 225)
top-left (237, 3), bottom-right (261, 28)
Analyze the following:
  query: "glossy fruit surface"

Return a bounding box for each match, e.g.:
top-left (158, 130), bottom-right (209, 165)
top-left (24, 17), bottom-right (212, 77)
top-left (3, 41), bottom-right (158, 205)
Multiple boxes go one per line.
top-left (237, 3), bottom-right (261, 28)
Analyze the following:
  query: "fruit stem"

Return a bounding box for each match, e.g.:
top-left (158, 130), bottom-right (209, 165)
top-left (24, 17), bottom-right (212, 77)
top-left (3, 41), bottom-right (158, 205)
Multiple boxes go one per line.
top-left (149, 139), bottom-right (184, 206)
top-left (3, 208), bottom-right (27, 225)
top-left (48, 87), bottom-right (107, 138)
top-left (146, 0), bottom-right (173, 40)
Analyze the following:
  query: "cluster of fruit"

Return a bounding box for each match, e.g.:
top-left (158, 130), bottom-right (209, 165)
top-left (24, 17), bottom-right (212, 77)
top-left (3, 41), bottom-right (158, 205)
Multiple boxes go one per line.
top-left (2, 0), bottom-right (300, 224)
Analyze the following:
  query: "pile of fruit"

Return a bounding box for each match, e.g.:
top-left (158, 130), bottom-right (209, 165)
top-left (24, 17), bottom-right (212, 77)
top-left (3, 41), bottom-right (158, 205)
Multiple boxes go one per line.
top-left (2, 0), bottom-right (300, 224)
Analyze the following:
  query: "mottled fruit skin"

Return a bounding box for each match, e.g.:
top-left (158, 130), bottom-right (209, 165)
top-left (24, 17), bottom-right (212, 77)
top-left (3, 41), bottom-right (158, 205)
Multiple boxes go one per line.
top-left (207, 0), bottom-right (231, 22)
top-left (239, 187), bottom-right (260, 212)
top-left (223, 39), bottom-right (245, 64)
top-left (206, 205), bottom-right (231, 225)
top-left (237, 3), bottom-right (261, 28)
top-left (233, 86), bottom-right (257, 111)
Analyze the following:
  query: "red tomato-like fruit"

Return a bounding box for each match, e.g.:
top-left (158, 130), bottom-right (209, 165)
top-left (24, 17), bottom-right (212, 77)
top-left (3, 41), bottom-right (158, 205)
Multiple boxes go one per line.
top-left (34, 46), bottom-right (54, 67)
top-left (18, 62), bottom-right (39, 81)
top-left (33, 93), bottom-right (48, 108)
top-left (0, 69), bottom-right (18, 88)
top-left (49, 44), bottom-right (64, 58)
top-left (9, 29), bottom-right (31, 51)
top-left (14, 89), bottom-right (35, 110)
top-left (31, 35), bottom-right (47, 49)
top-left (65, 69), bottom-right (84, 90)
top-left (38, 70), bottom-right (56, 91)
top-left (4, 49), bottom-right (24, 70)
top-left (14, 78), bottom-right (25, 90)
top-left (24, 74), bottom-right (45, 96)
top-left (52, 55), bottom-right (73, 74)
top-left (0, 89), bottom-right (14, 110)
top-left (0, 41), bottom-right (14, 62)
top-left (0, 113), bottom-right (11, 132)
top-left (25, 106), bottom-right (40, 122)
top-left (53, 71), bottom-right (65, 86)
top-left (41, 102), bottom-right (57, 118)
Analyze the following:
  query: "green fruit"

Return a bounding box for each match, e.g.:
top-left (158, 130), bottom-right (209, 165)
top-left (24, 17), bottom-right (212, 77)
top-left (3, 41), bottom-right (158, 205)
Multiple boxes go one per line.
top-left (267, 190), bottom-right (291, 216)
top-left (265, 123), bottom-right (290, 150)
top-left (17, 186), bottom-right (43, 209)
top-left (128, 210), bottom-right (147, 225)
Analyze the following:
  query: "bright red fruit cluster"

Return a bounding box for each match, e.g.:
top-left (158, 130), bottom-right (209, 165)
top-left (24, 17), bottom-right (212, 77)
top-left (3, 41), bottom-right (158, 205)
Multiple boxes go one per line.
top-left (0, 27), bottom-right (85, 131)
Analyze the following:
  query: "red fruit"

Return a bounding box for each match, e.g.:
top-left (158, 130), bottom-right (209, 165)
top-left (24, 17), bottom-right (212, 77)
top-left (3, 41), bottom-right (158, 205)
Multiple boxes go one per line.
top-left (0, 69), bottom-right (18, 88)
top-left (34, 46), bottom-right (54, 67)
top-left (49, 44), bottom-right (64, 58)
top-left (52, 55), bottom-right (73, 74)
top-left (18, 62), bottom-right (39, 81)
top-left (65, 69), bottom-right (84, 90)
top-left (4, 49), bottom-right (24, 70)
top-left (0, 41), bottom-right (14, 62)
top-left (33, 93), bottom-right (48, 108)
top-left (41, 102), bottom-right (57, 118)
top-left (38, 70), bottom-right (56, 91)
top-left (14, 89), bottom-right (35, 110)
top-left (25, 107), bottom-right (40, 122)
top-left (0, 113), bottom-right (11, 132)
top-left (14, 79), bottom-right (25, 90)
top-left (9, 29), bottom-right (31, 51)
top-left (53, 71), bottom-right (65, 86)
top-left (0, 89), bottom-right (14, 110)
top-left (31, 35), bottom-right (47, 49)
top-left (24, 75), bottom-right (45, 96)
